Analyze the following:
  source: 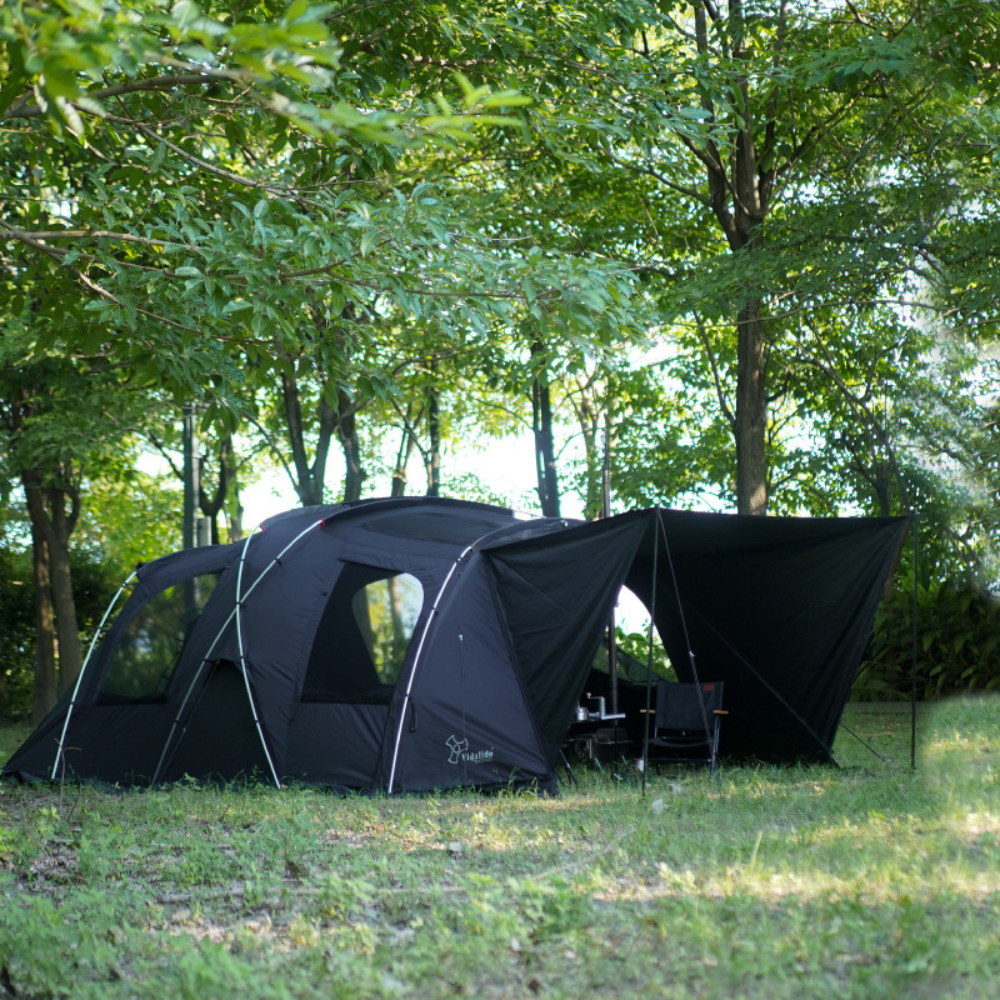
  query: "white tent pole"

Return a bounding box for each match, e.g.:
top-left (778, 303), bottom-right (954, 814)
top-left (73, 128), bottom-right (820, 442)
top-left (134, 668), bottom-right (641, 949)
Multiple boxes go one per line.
top-left (234, 523), bottom-right (297, 788)
top-left (383, 516), bottom-right (559, 793)
top-left (386, 551), bottom-right (469, 794)
top-left (153, 517), bottom-right (325, 785)
top-left (50, 571), bottom-right (137, 780)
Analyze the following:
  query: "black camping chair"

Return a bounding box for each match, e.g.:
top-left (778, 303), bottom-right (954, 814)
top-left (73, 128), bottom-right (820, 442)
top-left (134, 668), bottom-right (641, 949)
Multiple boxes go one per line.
top-left (647, 681), bottom-right (726, 775)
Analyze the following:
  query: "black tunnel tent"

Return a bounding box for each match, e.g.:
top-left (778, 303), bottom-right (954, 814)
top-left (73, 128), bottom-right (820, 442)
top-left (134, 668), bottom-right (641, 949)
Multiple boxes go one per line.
top-left (3, 498), bottom-right (909, 793)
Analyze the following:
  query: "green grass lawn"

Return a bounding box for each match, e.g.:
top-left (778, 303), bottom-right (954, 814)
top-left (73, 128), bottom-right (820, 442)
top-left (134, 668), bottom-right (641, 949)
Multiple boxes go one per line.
top-left (1, 698), bottom-right (998, 999)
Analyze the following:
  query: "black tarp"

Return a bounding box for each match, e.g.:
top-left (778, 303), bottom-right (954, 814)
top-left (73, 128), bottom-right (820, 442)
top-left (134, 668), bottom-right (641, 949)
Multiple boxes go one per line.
top-left (623, 510), bottom-right (909, 761)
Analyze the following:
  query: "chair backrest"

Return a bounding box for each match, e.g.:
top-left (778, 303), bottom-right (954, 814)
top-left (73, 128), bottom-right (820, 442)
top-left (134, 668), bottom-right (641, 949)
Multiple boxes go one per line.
top-left (655, 681), bottom-right (724, 732)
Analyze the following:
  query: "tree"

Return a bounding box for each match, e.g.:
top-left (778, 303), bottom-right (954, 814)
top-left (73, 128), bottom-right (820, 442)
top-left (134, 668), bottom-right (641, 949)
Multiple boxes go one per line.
top-left (0, 308), bottom-right (152, 714)
top-left (442, 0), bottom-right (999, 516)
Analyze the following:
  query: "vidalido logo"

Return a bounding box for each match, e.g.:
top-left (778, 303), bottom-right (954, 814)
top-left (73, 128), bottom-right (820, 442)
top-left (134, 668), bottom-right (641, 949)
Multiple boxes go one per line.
top-left (446, 735), bottom-right (468, 764)
top-left (446, 735), bottom-right (494, 765)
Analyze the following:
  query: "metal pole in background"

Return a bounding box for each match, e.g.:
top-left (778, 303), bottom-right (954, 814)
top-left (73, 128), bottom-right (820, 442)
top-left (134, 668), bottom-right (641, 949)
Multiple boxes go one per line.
top-left (911, 512), bottom-right (919, 770)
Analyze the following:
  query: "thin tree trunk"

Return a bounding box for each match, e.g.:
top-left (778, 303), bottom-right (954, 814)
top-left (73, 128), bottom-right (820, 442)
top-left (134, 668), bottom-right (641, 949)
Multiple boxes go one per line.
top-left (531, 343), bottom-right (561, 518)
top-left (426, 383), bottom-right (441, 498)
top-left (391, 424), bottom-right (416, 497)
top-left (23, 477), bottom-right (82, 695)
top-left (735, 299), bottom-right (768, 515)
top-left (569, 373), bottom-right (603, 521)
top-left (337, 386), bottom-right (365, 502)
top-left (29, 516), bottom-right (58, 722)
top-left (199, 432), bottom-right (236, 543)
top-left (281, 370), bottom-right (338, 507)
top-left (225, 437), bottom-right (245, 540)
top-left (47, 488), bottom-right (82, 693)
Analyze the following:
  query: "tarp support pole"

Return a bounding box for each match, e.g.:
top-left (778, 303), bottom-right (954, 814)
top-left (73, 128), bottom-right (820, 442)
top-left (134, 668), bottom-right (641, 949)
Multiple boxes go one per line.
top-left (641, 511), bottom-right (660, 796)
top-left (602, 427), bottom-right (619, 716)
top-left (658, 515), bottom-right (712, 741)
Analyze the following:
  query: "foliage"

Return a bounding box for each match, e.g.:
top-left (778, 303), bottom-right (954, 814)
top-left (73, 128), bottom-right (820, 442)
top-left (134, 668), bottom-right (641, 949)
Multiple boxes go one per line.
top-left (3, 0), bottom-right (1000, 623)
top-left (858, 581), bottom-right (1000, 702)
top-left (0, 700), bottom-right (998, 997)
top-left (0, 547), bottom-right (33, 720)
top-left (0, 0), bottom-right (637, 411)
top-left (71, 469), bottom-right (183, 570)
top-left (0, 543), bottom-right (118, 721)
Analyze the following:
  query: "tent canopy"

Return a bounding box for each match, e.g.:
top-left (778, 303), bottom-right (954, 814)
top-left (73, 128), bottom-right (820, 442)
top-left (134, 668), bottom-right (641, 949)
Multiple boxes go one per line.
top-left (4, 498), bottom-right (908, 792)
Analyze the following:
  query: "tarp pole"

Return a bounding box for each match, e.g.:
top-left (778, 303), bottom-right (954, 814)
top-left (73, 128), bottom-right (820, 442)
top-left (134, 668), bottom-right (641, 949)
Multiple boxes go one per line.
top-left (658, 516), bottom-right (711, 740)
top-left (911, 512), bottom-right (919, 770)
top-left (641, 510), bottom-right (660, 796)
top-left (603, 427), bottom-right (619, 716)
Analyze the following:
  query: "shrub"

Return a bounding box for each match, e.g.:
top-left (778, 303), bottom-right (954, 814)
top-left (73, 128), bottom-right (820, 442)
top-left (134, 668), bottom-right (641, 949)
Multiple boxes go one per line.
top-left (0, 545), bottom-right (119, 722)
top-left (856, 580), bottom-right (1000, 701)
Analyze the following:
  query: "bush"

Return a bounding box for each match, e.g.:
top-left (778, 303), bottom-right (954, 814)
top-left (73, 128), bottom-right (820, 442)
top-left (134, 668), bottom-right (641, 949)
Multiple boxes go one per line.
top-left (0, 545), bottom-right (119, 722)
top-left (856, 580), bottom-right (1000, 701)
top-left (0, 548), bottom-right (35, 720)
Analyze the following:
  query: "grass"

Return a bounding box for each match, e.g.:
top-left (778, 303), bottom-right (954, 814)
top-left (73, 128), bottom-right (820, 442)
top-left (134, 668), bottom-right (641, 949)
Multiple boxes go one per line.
top-left (1, 698), bottom-right (998, 999)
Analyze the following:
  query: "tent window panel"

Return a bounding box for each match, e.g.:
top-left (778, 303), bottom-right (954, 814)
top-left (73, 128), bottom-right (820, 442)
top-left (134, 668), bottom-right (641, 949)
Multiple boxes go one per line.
top-left (302, 565), bottom-right (423, 704)
top-left (98, 574), bottom-right (217, 704)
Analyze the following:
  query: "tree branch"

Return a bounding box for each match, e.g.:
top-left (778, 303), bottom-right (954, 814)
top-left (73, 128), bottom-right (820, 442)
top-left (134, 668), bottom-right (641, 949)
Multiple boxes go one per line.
top-left (694, 314), bottom-right (735, 432)
top-left (3, 73), bottom-right (238, 121)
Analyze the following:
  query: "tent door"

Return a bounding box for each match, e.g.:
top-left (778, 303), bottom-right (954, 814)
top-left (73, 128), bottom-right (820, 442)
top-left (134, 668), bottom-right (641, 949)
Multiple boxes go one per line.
top-left (158, 660), bottom-right (272, 784)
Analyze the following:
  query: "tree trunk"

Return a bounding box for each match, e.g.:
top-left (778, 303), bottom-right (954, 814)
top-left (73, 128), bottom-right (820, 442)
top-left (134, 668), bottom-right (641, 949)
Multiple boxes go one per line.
top-left (531, 343), bottom-right (561, 518)
top-left (225, 439), bottom-right (245, 540)
top-left (199, 432), bottom-right (236, 543)
top-left (337, 386), bottom-right (365, 502)
top-left (29, 516), bottom-right (58, 722)
top-left (23, 476), bottom-right (82, 695)
top-left (569, 374), bottom-right (603, 521)
top-left (47, 488), bottom-right (82, 692)
top-left (280, 369), bottom-right (338, 507)
top-left (691, 0), bottom-right (775, 515)
top-left (735, 299), bottom-right (768, 515)
top-left (426, 383), bottom-right (441, 498)
top-left (391, 422), bottom-right (416, 497)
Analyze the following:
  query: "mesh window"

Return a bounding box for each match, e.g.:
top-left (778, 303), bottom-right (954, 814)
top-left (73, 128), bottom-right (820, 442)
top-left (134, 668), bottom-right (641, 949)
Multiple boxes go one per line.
top-left (302, 564), bottom-right (423, 703)
top-left (98, 574), bottom-right (218, 703)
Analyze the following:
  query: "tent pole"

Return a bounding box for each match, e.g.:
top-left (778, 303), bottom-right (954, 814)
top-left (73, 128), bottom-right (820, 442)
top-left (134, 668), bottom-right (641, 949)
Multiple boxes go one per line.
top-left (658, 516), bottom-right (711, 741)
top-left (152, 519), bottom-right (323, 785)
top-left (910, 512), bottom-right (919, 770)
top-left (641, 510), bottom-right (660, 796)
top-left (50, 571), bottom-right (137, 780)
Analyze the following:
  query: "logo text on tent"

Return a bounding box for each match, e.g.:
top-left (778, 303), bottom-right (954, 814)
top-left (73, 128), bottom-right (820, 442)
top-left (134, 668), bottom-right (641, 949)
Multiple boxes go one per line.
top-left (446, 735), bottom-right (494, 765)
